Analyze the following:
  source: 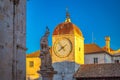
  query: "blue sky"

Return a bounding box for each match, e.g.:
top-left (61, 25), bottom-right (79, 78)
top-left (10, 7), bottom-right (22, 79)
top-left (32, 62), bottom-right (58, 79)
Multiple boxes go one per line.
top-left (27, 0), bottom-right (120, 54)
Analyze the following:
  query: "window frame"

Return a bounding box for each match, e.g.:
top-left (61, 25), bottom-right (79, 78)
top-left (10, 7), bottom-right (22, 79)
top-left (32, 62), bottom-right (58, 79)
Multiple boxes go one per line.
top-left (94, 57), bottom-right (98, 64)
top-left (29, 61), bottom-right (34, 67)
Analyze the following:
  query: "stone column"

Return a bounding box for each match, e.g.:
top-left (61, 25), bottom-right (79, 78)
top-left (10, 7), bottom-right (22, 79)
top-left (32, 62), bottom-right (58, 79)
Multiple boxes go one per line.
top-left (39, 70), bottom-right (57, 80)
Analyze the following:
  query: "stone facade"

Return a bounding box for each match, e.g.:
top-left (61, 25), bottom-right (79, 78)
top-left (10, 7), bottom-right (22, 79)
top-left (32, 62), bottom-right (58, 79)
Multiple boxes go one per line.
top-left (0, 0), bottom-right (26, 80)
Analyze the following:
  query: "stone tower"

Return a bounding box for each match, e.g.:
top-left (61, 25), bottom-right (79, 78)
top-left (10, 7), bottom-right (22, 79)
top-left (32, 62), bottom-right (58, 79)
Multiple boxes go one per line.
top-left (105, 36), bottom-right (110, 52)
top-left (52, 10), bottom-right (84, 80)
top-left (0, 0), bottom-right (26, 80)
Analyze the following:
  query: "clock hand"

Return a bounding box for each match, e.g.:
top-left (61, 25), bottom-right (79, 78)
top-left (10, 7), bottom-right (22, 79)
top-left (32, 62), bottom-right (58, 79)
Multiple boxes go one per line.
top-left (62, 44), bottom-right (67, 51)
top-left (58, 44), bottom-right (67, 52)
top-left (63, 44), bottom-right (67, 48)
top-left (58, 46), bottom-right (64, 52)
top-left (58, 48), bottom-right (62, 52)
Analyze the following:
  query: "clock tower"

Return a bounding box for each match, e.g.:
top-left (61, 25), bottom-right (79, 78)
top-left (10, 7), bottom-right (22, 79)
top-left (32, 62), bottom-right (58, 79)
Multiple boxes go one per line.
top-left (52, 11), bottom-right (84, 80)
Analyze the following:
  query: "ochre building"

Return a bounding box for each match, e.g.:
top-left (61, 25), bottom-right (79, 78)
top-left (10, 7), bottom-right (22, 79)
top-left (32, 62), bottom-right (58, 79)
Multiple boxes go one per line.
top-left (26, 51), bottom-right (40, 80)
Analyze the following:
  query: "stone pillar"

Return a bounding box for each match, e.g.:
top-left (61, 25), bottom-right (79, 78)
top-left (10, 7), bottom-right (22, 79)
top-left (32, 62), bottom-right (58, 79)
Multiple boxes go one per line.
top-left (0, 0), bottom-right (26, 80)
top-left (39, 70), bottom-right (57, 80)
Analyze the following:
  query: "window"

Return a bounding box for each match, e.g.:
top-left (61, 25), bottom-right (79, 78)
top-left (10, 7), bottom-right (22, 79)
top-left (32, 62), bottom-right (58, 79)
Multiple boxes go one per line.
top-left (29, 61), bottom-right (34, 67)
top-left (115, 60), bottom-right (119, 63)
top-left (79, 47), bottom-right (81, 51)
top-left (94, 58), bottom-right (98, 64)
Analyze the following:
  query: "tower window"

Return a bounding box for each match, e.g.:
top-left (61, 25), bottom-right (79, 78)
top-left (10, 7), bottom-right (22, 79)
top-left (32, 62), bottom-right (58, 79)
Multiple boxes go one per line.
top-left (79, 48), bottom-right (81, 51)
top-left (93, 58), bottom-right (98, 64)
top-left (29, 61), bottom-right (34, 67)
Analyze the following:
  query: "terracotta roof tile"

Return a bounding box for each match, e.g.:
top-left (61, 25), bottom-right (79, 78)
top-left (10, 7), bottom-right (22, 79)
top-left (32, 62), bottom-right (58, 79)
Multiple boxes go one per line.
top-left (53, 22), bottom-right (83, 36)
top-left (26, 50), bottom-right (40, 57)
top-left (74, 63), bottom-right (120, 78)
top-left (84, 44), bottom-right (106, 54)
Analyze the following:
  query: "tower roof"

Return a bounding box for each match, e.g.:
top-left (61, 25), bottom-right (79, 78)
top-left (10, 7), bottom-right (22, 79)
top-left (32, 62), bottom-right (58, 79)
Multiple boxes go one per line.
top-left (53, 22), bottom-right (83, 36)
top-left (53, 10), bottom-right (83, 36)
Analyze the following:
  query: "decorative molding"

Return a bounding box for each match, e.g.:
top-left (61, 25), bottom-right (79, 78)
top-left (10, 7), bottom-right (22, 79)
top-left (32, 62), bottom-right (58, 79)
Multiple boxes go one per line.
top-left (16, 44), bottom-right (27, 51)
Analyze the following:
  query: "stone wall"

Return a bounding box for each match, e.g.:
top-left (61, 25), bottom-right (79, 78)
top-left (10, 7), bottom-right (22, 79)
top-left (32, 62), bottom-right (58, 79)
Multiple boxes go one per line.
top-left (0, 0), bottom-right (26, 80)
top-left (85, 53), bottom-right (112, 64)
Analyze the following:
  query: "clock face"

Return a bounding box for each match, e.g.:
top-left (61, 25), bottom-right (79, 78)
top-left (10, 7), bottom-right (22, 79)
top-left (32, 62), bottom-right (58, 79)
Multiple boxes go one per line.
top-left (53, 38), bottom-right (72, 58)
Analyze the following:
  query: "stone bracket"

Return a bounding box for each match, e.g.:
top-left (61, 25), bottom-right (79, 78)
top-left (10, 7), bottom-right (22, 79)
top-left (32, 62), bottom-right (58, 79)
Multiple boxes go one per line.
top-left (10, 0), bottom-right (19, 6)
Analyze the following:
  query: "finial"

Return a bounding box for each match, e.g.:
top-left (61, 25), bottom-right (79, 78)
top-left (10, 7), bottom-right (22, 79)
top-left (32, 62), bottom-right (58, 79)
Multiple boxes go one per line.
top-left (65, 8), bottom-right (71, 22)
top-left (66, 8), bottom-right (70, 18)
top-left (45, 26), bottom-right (50, 35)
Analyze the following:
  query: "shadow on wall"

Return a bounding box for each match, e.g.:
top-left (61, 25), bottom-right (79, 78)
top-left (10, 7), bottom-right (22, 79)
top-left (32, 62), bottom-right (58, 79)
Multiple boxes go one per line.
top-left (52, 61), bottom-right (80, 80)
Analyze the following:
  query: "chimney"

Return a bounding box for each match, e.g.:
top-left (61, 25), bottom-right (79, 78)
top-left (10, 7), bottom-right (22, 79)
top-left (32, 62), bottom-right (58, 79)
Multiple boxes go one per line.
top-left (105, 36), bottom-right (110, 52)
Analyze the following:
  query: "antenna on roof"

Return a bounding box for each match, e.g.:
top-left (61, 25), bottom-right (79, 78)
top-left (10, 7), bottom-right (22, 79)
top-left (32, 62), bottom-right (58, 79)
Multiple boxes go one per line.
top-left (92, 32), bottom-right (95, 44)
